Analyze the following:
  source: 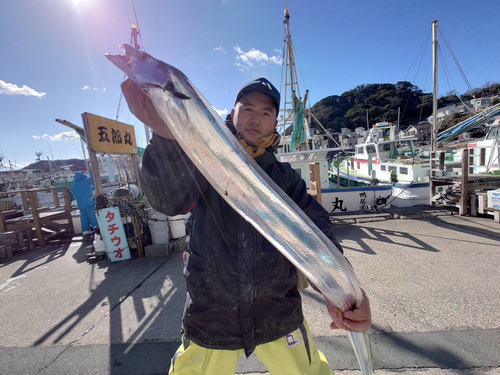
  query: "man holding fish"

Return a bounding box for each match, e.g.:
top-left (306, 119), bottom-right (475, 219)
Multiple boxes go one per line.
top-left (121, 76), bottom-right (371, 375)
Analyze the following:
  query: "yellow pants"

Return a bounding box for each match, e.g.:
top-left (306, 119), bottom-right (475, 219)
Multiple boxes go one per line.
top-left (169, 320), bottom-right (334, 375)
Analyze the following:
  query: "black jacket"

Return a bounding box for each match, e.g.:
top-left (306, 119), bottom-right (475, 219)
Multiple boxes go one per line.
top-left (140, 132), bottom-right (343, 356)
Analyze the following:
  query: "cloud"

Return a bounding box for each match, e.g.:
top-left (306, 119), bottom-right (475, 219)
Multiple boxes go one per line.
top-left (0, 80), bottom-right (46, 98)
top-left (274, 49), bottom-right (282, 54)
top-left (33, 131), bottom-right (80, 142)
top-left (213, 106), bottom-right (229, 117)
top-left (213, 46), bottom-right (225, 53)
top-left (233, 45), bottom-right (283, 72)
top-left (234, 62), bottom-right (249, 72)
top-left (82, 85), bottom-right (107, 92)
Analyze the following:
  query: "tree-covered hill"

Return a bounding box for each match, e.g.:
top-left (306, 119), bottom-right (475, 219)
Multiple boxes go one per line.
top-left (22, 159), bottom-right (86, 172)
top-left (310, 81), bottom-right (500, 131)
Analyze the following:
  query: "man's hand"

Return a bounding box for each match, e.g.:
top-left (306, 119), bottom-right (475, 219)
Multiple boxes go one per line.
top-left (121, 79), bottom-right (175, 140)
top-left (325, 289), bottom-right (371, 333)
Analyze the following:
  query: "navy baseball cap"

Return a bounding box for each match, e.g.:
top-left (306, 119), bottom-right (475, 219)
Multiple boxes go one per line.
top-left (235, 77), bottom-right (280, 116)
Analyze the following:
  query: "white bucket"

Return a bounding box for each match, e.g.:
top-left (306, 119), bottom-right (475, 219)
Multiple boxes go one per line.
top-left (146, 208), bottom-right (167, 220)
top-left (112, 184), bottom-right (140, 200)
top-left (72, 211), bottom-right (82, 234)
top-left (149, 218), bottom-right (169, 245)
top-left (168, 213), bottom-right (190, 239)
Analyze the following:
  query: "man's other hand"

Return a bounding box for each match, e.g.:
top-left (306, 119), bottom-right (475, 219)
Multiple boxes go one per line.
top-left (325, 289), bottom-right (371, 333)
top-left (121, 79), bottom-right (175, 140)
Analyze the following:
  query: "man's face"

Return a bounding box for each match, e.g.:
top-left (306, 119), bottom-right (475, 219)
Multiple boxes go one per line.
top-left (231, 91), bottom-right (278, 145)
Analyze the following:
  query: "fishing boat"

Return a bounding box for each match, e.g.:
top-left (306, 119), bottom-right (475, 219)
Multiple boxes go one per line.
top-left (329, 122), bottom-right (457, 206)
top-left (274, 9), bottom-right (392, 213)
top-left (466, 119), bottom-right (500, 174)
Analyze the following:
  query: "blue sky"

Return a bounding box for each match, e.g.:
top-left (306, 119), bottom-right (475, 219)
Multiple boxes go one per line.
top-left (1, 0), bottom-right (499, 169)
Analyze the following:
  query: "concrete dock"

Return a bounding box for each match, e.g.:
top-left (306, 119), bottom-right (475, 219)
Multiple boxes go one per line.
top-left (0, 208), bottom-right (499, 374)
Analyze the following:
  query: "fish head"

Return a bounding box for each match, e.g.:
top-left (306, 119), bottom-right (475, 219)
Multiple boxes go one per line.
top-left (106, 44), bottom-right (190, 99)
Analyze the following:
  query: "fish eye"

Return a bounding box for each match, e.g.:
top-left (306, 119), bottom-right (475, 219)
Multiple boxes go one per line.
top-left (139, 53), bottom-right (151, 62)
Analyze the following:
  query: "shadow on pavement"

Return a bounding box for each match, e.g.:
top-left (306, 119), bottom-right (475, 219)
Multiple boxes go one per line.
top-left (334, 224), bottom-right (441, 254)
top-left (1, 240), bottom-right (78, 278)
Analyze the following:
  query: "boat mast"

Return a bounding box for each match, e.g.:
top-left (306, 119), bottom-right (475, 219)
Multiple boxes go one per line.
top-left (431, 20), bottom-right (438, 152)
top-left (430, 20), bottom-right (438, 206)
top-left (281, 9), bottom-right (307, 151)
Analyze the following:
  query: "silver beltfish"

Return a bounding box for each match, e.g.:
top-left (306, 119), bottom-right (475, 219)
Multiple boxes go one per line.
top-left (106, 44), bottom-right (374, 374)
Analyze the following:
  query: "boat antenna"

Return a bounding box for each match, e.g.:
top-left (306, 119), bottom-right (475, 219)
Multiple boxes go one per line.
top-left (116, 1), bottom-right (147, 122)
top-left (131, 0), bottom-right (146, 52)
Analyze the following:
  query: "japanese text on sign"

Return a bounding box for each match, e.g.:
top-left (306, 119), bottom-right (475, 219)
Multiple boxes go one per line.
top-left (85, 112), bottom-right (138, 154)
top-left (96, 207), bottom-right (131, 262)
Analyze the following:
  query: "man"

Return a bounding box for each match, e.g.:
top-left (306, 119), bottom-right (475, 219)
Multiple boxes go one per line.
top-left (121, 77), bottom-right (371, 375)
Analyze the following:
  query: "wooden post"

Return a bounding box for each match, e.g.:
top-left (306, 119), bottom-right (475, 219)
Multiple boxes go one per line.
top-left (62, 187), bottom-right (71, 212)
top-left (439, 151), bottom-right (445, 171)
top-left (312, 163), bottom-right (322, 206)
top-left (81, 113), bottom-right (103, 196)
top-left (62, 187), bottom-right (75, 234)
top-left (28, 190), bottom-right (45, 247)
top-left (21, 192), bottom-right (29, 212)
top-left (30, 189), bottom-right (40, 210)
top-left (460, 148), bottom-right (469, 216)
top-left (0, 209), bottom-right (6, 231)
top-left (52, 188), bottom-right (60, 208)
top-left (26, 229), bottom-right (35, 250)
top-left (470, 194), bottom-right (478, 217)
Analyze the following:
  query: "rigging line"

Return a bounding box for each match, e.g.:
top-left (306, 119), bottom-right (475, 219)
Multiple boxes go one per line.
top-left (403, 31), bottom-right (431, 82)
top-left (400, 35), bottom-right (429, 122)
top-left (290, 39), bottom-right (307, 94)
top-left (438, 44), bottom-right (476, 114)
top-left (437, 26), bottom-right (473, 96)
top-left (418, 56), bottom-right (432, 122)
top-left (131, 0), bottom-right (146, 52)
top-left (386, 32), bottom-right (430, 121)
top-left (438, 44), bottom-right (455, 96)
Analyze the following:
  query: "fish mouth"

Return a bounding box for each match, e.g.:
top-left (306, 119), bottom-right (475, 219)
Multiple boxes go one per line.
top-left (106, 44), bottom-right (190, 99)
top-left (105, 44), bottom-right (144, 85)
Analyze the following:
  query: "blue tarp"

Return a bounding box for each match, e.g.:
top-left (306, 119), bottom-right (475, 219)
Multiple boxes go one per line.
top-left (436, 103), bottom-right (500, 144)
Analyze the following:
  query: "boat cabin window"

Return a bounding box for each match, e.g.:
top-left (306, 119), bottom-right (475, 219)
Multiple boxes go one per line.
top-left (399, 167), bottom-right (408, 175)
top-left (366, 145), bottom-right (377, 157)
top-left (380, 165), bottom-right (387, 171)
top-left (357, 146), bottom-right (364, 154)
top-left (388, 166), bottom-right (397, 172)
top-left (293, 168), bottom-right (302, 178)
top-left (485, 125), bottom-right (499, 140)
top-left (380, 143), bottom-right (391, 152)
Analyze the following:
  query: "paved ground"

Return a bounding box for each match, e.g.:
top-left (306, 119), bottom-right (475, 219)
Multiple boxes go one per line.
top-left (0, 210), bottom-right (499, 374)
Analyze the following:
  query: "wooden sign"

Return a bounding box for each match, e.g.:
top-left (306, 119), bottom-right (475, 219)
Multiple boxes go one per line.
top-left (84, 112), bottom-right (137, 154)
top-left (96, 207), bottom-right (131, 262)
